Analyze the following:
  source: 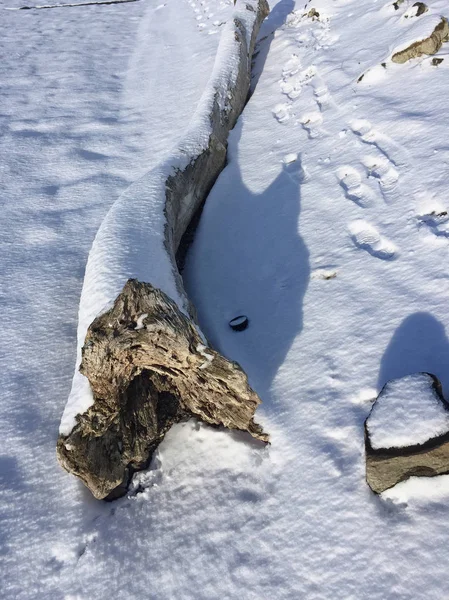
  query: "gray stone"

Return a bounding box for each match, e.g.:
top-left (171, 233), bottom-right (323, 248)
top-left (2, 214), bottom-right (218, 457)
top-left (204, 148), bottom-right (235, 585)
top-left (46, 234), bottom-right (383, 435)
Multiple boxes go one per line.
top-left (365, 373), bottom-right (449, 494)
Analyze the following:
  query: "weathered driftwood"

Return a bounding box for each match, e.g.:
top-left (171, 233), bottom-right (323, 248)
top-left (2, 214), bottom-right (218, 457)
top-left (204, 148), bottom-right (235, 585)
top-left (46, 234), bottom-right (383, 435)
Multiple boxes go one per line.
top-left (365, 374), bottom-right (449, 494)
top-left (392, 17), bottom-right (448, 64)
top-left (58, 280), bottom-right (268, 499)
top-left (58, 0), bottom-right (270, 499)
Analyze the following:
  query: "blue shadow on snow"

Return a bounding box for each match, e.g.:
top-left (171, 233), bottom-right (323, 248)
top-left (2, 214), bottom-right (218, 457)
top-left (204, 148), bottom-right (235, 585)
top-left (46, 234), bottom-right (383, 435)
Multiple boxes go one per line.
top-left (186, 119), bottom-right (310, 407)
top-left (378, 312), bottom-right (449, 399)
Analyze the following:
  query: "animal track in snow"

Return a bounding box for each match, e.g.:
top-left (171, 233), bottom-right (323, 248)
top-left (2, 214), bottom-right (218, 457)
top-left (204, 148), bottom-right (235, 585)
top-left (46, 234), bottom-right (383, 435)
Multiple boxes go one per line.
top-left (313, 82), bottom-right (332, 111)
top-left (282, 153), bottom-right (309, 183)
top-left (336, 165), bottom-right (375, 207)
top-left (348, 219), bottom-right (397, 260)
top-left (285, 8), bottom-right (337, 50)
top-left (416, 206), bottom-right (449, 237)
top-left (282, 55), bottom-right (301, 78)
top-left (283, 152), bottom-right (298, 164)
top-left (361, 155), bottom-right (400, 204)
top-left (299, 111), bottom-right (324, 138)
top-left (280, 61), bottom-right (317, 101)
top-left (272, 103), bottom-right (292, 124)
top-left (349, 119), bottom-right (409, 169)
top-left (186, 0), bottom-right (225, 33)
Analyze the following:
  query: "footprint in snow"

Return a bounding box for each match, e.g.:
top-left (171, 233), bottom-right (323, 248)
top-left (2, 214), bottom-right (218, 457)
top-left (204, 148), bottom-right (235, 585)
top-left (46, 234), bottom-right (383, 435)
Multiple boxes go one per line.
top-left (348, 219), bottom-right (397, 260)
top-left (282, 152), bottom-right (309, 183)
top-left (337, 126), bottom-right (404, 258)
top-left (272, 103), bottom-right (292, 124)
top-left (361, 155), bottom-right (400, 204)
top-left (279, 57), bottom-right (317, 101)
top-left (313, 82), bottom-right (333, 111)
top-left (349, 119), bottom-right (409, 170)
top-left (336, 165), bottom-right (375, 208)
top-left (299, 111), bottom-right (325, 138)
top-left (186, 0), bottom-right (222, 33)
top-left (282, 55), bottom-right (301, 78)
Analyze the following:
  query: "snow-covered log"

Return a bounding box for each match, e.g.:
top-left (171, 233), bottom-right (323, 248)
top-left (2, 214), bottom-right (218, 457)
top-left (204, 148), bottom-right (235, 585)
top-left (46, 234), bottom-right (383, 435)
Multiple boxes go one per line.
top-left (58, 280), bottom-right (268, 499)
top-left (57, 0), bottom-right (269, 499)
top-left (365, 373), bottom-right (449, 494)
top-left (392, 17), bottom-right (448, 63)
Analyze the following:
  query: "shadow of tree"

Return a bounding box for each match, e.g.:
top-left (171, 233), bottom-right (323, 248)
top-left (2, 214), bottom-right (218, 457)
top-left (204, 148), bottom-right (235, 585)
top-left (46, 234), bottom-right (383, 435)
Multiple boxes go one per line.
top-left (185, 118), bottom-right (310, 409)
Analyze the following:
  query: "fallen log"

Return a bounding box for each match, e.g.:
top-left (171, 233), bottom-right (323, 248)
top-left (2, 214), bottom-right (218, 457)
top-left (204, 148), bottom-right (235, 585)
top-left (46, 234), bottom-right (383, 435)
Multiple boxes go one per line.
top-left (58, 280), bottom-right (268, 499)
top-left (57, 0), bottom-right (269, 499)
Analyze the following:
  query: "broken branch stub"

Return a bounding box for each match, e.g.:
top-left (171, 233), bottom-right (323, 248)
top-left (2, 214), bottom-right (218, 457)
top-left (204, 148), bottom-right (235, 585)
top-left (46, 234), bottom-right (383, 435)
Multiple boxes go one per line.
top-left (57, 279), bottom-right (268, 500)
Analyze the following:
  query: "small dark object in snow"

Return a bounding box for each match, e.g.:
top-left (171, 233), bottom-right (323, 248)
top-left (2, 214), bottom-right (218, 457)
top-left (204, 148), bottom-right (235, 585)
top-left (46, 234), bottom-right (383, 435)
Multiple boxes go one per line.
top-left (432, 57), bottom-right (444, 66)
top-left (307, 8), bottom-right (319, 19)
top-left (412, 2), bottom-right (428, 17)
top-left (229, 316), bottom-right (249, 331)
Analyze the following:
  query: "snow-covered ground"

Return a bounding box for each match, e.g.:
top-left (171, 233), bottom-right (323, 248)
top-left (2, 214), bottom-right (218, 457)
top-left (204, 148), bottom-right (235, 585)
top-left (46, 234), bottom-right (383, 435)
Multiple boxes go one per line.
top-left (3, 0), bottom-right (449, 597)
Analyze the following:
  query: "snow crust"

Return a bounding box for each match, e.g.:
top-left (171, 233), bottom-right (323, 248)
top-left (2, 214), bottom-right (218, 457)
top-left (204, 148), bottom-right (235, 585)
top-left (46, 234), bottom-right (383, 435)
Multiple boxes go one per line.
top-left (59, 0), bottom-right (259, 435)
top-left (367, 374), bottom-right (449, 449)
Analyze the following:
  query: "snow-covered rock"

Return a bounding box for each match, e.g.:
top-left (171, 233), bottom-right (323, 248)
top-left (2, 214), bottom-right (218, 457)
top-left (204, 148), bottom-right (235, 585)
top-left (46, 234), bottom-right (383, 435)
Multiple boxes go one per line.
top-left (365, 373), bottom-right (449, 494)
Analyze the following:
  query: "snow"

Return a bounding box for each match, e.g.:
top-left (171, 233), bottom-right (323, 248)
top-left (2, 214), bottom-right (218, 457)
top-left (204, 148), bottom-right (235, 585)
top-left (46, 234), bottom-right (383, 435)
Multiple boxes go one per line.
top-left (367, 373), bottom-right (449, 449)
top-left (4, 0), bottom-right (449, 598)
top-left (134, 313), bottom-right (148, 330)
top-left (382, 473), bottom-right (449, 505)
top-left (197, 343), bottom-right (214, 369)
